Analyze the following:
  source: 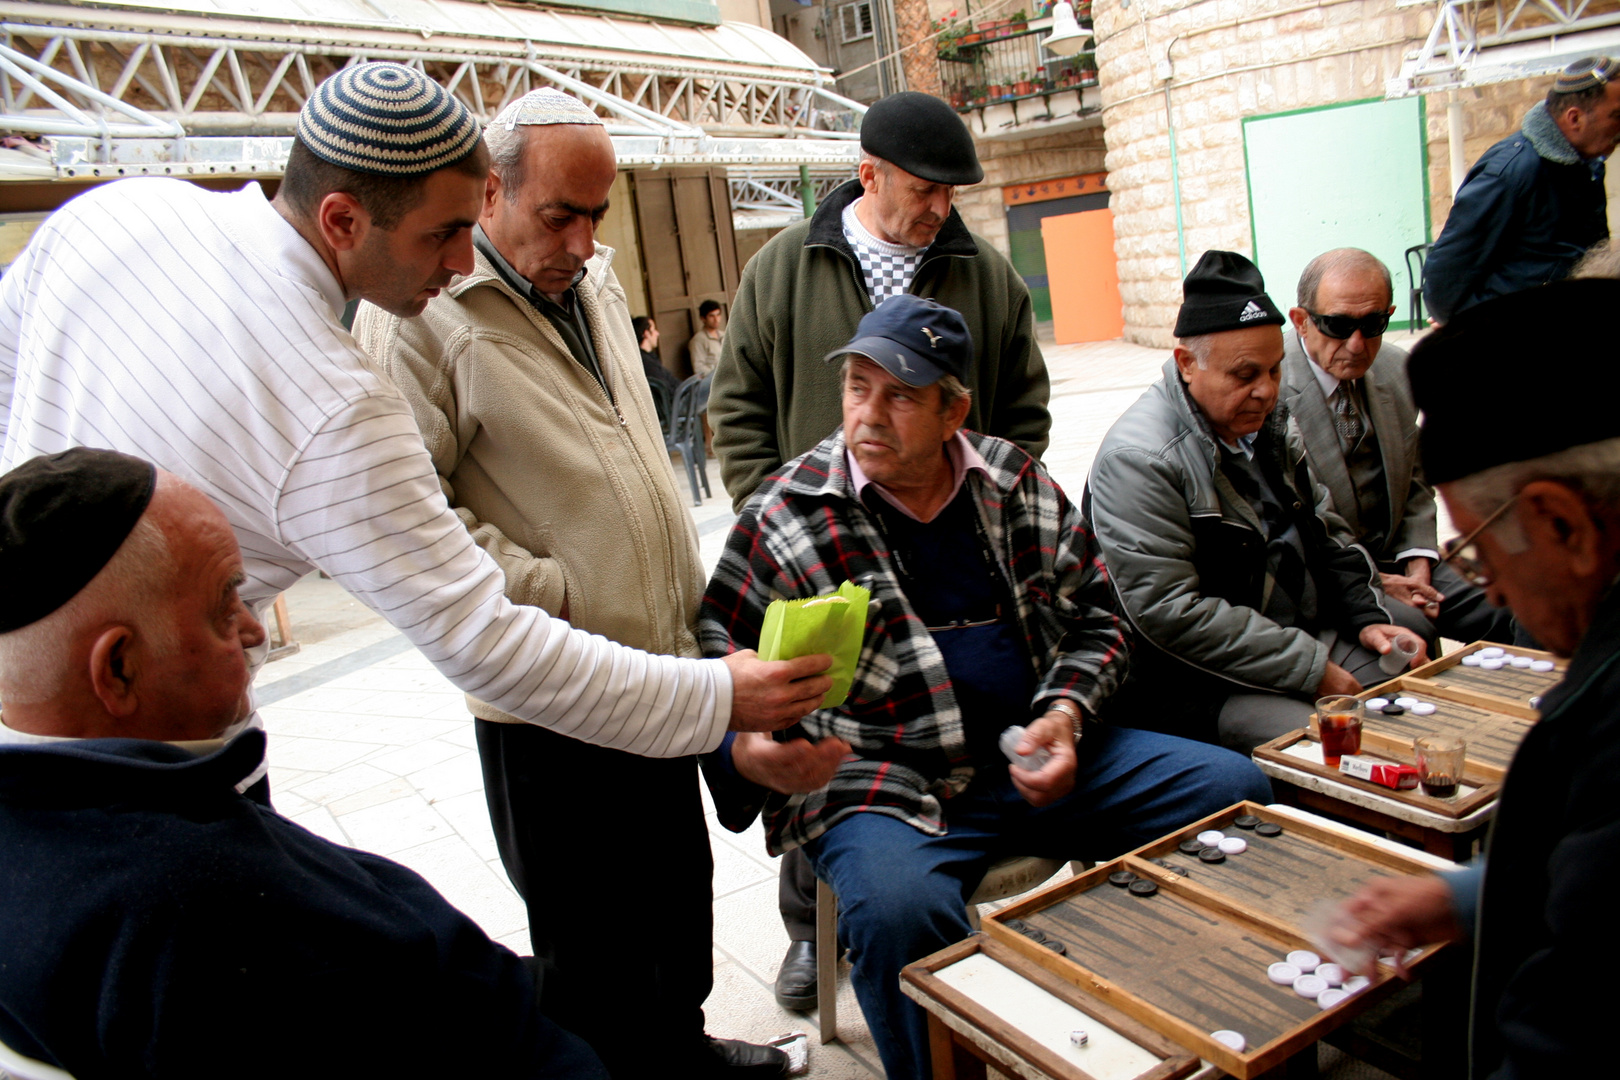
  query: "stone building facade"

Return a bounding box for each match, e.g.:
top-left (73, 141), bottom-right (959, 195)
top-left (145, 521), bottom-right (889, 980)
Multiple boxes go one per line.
top-left (1092, 0), bottom-right (1615, 347)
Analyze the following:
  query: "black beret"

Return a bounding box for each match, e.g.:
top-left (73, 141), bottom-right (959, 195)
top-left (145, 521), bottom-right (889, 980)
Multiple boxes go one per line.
top-left (1174, 250), bottom-right (1285, 337)
top-left (861, 92), bottom-right (984, 186)
top-left (0, 448), bottom-right (157, 633)
top-left (1409, 279), bottom-right (1620, 484)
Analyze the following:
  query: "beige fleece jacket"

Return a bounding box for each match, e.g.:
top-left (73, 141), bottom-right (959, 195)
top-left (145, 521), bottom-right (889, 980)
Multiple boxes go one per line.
top-left (354, 245), bottom-right (706, 724)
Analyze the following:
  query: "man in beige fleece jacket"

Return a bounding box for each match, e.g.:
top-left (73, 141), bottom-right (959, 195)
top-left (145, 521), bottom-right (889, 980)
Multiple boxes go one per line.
top-left (355, 90), bottom-right (788, 1079)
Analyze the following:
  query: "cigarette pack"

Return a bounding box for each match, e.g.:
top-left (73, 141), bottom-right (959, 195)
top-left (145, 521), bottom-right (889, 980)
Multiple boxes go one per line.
top-left (1337, 755), bottom-right (1420, 790)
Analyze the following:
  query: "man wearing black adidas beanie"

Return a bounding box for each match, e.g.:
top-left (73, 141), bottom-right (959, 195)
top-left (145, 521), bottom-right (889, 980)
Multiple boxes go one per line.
top-left (1088, 251), bottom-right (1421, 752)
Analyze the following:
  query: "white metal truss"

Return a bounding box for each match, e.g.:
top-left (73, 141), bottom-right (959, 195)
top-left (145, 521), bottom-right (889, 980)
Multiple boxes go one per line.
top-left (0, 1), bottom-right (865, 190)
top-left (1389, 0), bottom-right (1620, 96)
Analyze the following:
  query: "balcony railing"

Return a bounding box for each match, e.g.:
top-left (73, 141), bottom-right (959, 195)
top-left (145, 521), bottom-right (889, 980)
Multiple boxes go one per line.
top-left (937, 15), bottom-right (1097, 112)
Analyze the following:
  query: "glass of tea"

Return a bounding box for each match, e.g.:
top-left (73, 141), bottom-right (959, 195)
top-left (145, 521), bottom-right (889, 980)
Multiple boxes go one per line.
top-left (1415, 735), bottom-right (1466, 799)
top-left (1315, 696), bottom-right (1364, 768)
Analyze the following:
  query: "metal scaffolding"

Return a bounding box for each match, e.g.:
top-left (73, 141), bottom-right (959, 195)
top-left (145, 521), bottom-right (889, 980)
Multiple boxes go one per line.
top-left (1388, 0), bottom-right (1620, 98)
top-left (0, 0), bottom-right (864, 213)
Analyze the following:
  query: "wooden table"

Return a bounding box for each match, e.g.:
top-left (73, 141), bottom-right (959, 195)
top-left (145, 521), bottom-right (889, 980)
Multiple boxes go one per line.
top-left (902, 807), bottom-right (1457, 1080)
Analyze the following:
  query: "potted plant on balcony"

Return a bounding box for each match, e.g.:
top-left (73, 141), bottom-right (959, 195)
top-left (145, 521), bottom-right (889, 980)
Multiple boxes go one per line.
top-left (1014, 71), bottom-right (1033, 96)
top-left (972, 84), bottom-right (989, 106)
top-left (1079, 55), bottom-right (1099, 86)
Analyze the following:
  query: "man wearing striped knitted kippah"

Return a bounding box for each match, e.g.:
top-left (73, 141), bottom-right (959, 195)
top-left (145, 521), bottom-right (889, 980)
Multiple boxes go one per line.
top-left (0, 54), bottom-right (830, 887)
top-left (1424, 56), bottom-right (1620, 323)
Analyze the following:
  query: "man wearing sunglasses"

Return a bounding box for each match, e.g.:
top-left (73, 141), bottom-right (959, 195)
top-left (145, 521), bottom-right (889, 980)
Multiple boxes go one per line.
top-left (1090, 251), bottom-right (1424, 754)
top-left (1324, 279), bottom-right (1620, 1077)
top-left (1283, 249), bottom-right (1515, 650)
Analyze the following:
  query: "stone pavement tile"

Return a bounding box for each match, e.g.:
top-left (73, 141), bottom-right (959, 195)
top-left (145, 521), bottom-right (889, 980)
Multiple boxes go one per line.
top-left (262, 731), bottom-right (382, 773)
top-left (360, 736), bottom-right (466, 778)
top-left (286, 804), bottom-right (349, 847)
top-left (406, 749), bottom-right (486, 804)
top-left (712, 877), bottom-right (796, 987)
top-left (706, 960), bottom-right (882, 1080)
top-left (284, 761), bottom-right (396, 807)
top-left (258, 708), bottom-right (462, 745)
top-left (386, 834), bottom-right (529, 942)
top-left (711, 826), bottom-right (776, 899)
top-left (334, 791), bottom-right (457, 856)
top-left (268, 786), bottom-right (318, 819)
top-left (338, 688), bottom-right (469, 718)
top-left (321, 777), bottom-right (417, 818)
top-left (495, 928), bottom-right (531, 955)
top-left (432, 788), bottom-right (503, 863)
top-left (265, 764), bottom-right (314, 791)
top-left (438, 722), bottom-right (478, 749)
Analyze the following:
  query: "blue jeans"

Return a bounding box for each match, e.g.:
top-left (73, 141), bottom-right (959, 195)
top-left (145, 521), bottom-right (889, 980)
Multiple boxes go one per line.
top-left (801, 725), bottom-right (1271, 1080)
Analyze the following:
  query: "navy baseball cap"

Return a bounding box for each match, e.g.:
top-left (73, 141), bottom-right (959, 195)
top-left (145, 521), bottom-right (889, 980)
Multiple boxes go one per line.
top-left (825, 295), bottom-right (973, 387)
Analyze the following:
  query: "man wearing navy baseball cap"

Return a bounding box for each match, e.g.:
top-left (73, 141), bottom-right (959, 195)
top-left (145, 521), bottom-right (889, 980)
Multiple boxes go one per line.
top-left (698, 295), bottom-right (1270, 1080)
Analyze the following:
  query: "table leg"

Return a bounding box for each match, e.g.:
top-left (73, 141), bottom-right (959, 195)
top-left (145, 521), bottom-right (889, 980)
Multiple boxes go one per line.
top-left (926, 1014), bottom-right (987, 1080)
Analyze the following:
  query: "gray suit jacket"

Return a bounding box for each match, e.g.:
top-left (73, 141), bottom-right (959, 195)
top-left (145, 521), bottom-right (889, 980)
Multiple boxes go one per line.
top-left (1280, 329), bottom-right (1438, 564)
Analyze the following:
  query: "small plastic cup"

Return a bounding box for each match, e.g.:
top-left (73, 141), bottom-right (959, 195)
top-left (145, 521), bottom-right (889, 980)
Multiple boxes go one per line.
top-left (1379, 634), bottom-right (1422, 675)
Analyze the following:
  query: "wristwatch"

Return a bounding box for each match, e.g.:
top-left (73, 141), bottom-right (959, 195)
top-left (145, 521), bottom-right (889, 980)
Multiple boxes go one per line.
top-left (1046, 698), bottom-right (1084, 740)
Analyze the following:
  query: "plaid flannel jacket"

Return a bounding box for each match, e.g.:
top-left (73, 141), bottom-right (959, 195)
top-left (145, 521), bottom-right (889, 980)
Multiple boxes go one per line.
top-left (699, 428), bottom-right (1127, 855)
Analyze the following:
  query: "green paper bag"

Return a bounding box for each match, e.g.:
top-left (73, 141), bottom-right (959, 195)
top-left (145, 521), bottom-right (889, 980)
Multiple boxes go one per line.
top-left (757, 580), bottom-right (871, 709)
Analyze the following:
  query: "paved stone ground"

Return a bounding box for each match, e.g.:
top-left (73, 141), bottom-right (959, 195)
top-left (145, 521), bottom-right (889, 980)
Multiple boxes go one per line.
top-left (256, 331), bottom-right (1425, 1078)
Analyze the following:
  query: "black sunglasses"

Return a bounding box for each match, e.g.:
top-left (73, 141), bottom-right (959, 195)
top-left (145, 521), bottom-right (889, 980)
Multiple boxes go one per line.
top-left (1307, 310), bottom-right (1392, 340)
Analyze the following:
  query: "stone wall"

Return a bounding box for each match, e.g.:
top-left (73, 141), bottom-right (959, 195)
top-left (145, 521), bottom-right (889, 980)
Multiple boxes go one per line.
top-left (956, 125), bottom-right (1110, 256)
top-left (1092, 0), bottom-right (1616, 347)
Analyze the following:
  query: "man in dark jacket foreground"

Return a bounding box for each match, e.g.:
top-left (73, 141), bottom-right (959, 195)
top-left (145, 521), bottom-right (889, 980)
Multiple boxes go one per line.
top-left (1423, 56), bottom-right (1620, 323)
top-left (1327, 280), bottom-right (1620, 1078)
top-left (0, 449), bottom-right (605, 1080)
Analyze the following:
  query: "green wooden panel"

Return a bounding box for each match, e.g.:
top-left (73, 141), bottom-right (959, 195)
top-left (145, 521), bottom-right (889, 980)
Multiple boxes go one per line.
top-left (1243, 98), bottom-right (1430, 330)
top-left (1027, 284), bottom-right (1053, 323)
top-left (1008, 228), bottom-right (1049, 277)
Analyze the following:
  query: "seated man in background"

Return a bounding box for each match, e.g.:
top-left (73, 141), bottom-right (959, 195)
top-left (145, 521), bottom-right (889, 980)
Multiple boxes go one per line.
top-left (1281, 248), bottom-right (1513, 647)
top-left (699, 296), bottom-right (1270, 1080)
top-left (0, 448), bottom-right (605, 1080)
top-left (1088, 251), bottom-right (1423, 754)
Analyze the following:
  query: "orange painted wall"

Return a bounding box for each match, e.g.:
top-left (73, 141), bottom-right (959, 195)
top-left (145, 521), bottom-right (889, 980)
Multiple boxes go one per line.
top-left (1042, 209), bottom-right (1125, 344)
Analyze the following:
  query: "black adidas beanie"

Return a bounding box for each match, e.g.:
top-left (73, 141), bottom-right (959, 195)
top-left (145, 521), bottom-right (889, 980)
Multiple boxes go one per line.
top-left (1174, 250), bottom-right (1285, 337)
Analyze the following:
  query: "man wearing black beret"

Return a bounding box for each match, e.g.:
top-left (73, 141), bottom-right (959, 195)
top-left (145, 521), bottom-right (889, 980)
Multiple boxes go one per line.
top-left (709, 89), bottom-right (1056, 1007)
top-left (1088, 251), bottom-right (1423, 752)
top-left (1326, 278), bottom-right (1620, 1077)
top-left (0, 448), bottom-right (606, 1078)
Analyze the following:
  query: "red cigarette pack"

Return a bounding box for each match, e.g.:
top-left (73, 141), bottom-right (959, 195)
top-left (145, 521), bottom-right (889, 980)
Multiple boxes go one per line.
top-left (1337, 755), bottom-right (1421, 790)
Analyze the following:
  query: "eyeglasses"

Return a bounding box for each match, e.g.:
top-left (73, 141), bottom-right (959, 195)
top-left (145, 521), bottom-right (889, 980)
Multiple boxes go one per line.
top-left (1441, 493), bottom-right (1519, 587)
top-left (1307, 310), bottom-right (1392, 340)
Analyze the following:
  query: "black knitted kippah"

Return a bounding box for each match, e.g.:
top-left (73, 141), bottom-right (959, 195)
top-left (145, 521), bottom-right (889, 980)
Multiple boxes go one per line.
top-left (1409, 279), bottom-right (1620, 484)
top-left (0, 448), bottom-right (157, 633)
top-left (860, 91), bottom-right (984, 186)
top-left (1173, 250), bottom-right (1285, 337)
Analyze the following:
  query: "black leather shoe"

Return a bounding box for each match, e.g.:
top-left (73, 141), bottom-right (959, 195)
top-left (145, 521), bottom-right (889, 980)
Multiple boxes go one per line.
top-left (773, 940), bottom-right (818, 1011)
top-left (698, 1036), bottom-right (790, 1077)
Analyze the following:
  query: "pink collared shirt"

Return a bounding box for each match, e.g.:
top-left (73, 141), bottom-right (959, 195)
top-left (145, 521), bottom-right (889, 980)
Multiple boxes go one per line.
top-left (846, 431), bottom-right (992, 523)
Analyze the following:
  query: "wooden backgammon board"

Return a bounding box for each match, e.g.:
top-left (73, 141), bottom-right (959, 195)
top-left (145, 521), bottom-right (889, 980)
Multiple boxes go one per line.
top-left (1395, 640), bottom-right (1564, 713)
top-left (973, 802), bottom-right (1445, 1078)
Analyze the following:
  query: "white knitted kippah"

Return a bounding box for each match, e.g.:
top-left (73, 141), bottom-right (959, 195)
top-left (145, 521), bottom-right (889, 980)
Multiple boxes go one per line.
top-left (298, 62), bottom-right (481, 177)
top-left (492, 88), bottom-right (605, 130)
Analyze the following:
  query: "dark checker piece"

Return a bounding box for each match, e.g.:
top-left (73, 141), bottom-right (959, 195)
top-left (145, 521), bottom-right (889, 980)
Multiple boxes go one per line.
top-left (1041, 938), bottom-right (1067, 955)
top-left (1002, 918), bottom-right (1028, 932)
top-left (1254, 822), bottom-right (1284, 837)
top-left (1382, 704), bottom-right (1406, 716)
top-left (1178, 838), bottom-right (1207, 855)
top-left (1152, 858), bottom-right (1190, 877)
top-left (1198, 847), bottom-right (1226, 864)
top-left (1024, 928), bottom-right (1050, 943)
top-left (1108, 871), bottom-right (1139, 888)
top-left (1233, 814), bottom-right (1262, 830)
top-left (1127, 879), bottom-right (1159, 897)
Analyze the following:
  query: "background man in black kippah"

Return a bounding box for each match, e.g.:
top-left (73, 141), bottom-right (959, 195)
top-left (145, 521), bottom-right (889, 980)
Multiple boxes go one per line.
top-left (1325, 279), bottom-right (1620, 1078)
top-left (1424, 56), bottom-right (1620, 323)
top-left (707, 89), bottom-right (1055, 1007)
top-left (1089, 251), bottom-right (1423, 753)
top-left (0, 449), bottom-right (606, 1079)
